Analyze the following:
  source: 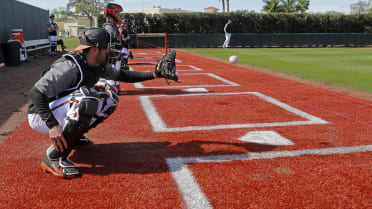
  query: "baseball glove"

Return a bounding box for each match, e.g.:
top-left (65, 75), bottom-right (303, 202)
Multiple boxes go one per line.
top-left (154, 50), bottom-right (178, 82)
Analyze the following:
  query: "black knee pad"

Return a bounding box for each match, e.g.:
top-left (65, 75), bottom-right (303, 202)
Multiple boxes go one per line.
top-left (74, 86), bottom-right (101, 117)
top-left (59, 89), bottom-right (101, 158)
top-left (79, 98), bottom-right (99, 116)
top-left (59, 115), bottom-right (93, 158)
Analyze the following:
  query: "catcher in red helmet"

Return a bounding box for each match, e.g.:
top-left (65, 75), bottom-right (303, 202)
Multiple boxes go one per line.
top-left (102, 3), bottom-right (125, 92)
top-left (104, 3), bottom-right (123, 25)
top-left (103, 3), bottom-right (123, 43)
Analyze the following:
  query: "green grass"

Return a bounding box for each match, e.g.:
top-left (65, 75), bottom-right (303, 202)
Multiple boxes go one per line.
top-left (186, 48), bottom-right (372, 93)
top-left (57, 37), bottom-right (80, 50)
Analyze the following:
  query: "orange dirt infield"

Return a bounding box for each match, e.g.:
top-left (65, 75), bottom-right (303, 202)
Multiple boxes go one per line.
top-left (0, 49), bottom-right (371, 208)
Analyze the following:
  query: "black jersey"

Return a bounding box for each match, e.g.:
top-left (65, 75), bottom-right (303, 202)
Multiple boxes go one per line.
top-left (120, 28), bottom-right (130, 48)
top-left (47, 21), bottom-right (58, 36)
top-left (224, 23), bottom-right (232, 33)
top-left (103, 22), bottom-right (121, 44)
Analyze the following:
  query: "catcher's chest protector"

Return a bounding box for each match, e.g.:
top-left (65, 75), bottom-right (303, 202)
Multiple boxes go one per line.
top-left (43, 53), bottom-right (105, 98)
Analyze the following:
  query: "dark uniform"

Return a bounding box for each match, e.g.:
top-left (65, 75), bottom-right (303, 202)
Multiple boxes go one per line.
top-left (47, 20), bottom-right (58, 55)
top-left (47, 16), bottom-right (66, 55)
top-left (103, 22), bottom-right (122, 48)
top-left (120, 27), bottom-right (130, 49)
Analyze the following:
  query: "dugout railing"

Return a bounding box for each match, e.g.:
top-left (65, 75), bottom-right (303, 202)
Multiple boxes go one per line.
top-left (162, 33), bottom-right (372, 48)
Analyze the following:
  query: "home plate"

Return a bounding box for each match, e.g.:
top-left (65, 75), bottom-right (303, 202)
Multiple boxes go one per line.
top-left (238, 131), bottom-right (294, 145)
top-left (182, 88), bottom-right (209, 93)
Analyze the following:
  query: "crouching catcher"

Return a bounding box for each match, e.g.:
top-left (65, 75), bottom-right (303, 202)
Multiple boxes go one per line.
top-left (27, 28), bottom-right (177, 179)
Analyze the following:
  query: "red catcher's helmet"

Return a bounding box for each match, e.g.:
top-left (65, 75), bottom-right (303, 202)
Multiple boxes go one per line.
top-left (104, 3), bottom-right (123, 25)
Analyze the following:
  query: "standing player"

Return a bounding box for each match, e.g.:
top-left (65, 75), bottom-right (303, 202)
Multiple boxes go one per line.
top-left (102, 3), bottom-right (124, 91)
top-left (47, 14), bottom-right (66, 56)
top-left (223, 19), bottom-right (232, 48)
top-left (28, 28), bottom-right (178, 179)
top-left (103, 3), bottom-right (123, 64)
top-left (120, 19), bottom-right (134, 66)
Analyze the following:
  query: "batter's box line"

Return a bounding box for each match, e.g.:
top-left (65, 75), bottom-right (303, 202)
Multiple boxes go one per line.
top-left (134, 73), bottom-right (240, 89)
top-left (166, 144), bottom-right (372, 209)
top-left (131, 65), bottom-right (203, 72)
top-left (140, 92), bottom-right (328, 132)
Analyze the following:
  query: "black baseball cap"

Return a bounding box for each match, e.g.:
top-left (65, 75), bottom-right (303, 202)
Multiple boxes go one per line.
top-left (74, 28), bottom-right (110, 51)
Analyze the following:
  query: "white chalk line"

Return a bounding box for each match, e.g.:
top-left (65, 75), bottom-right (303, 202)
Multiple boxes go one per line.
top-left (140, 92), bottom-right (328, 132)
top-left (131, 64), bottom-right (203, 72)
top-left (166, 144), bottom-right (372, 209)
top-left (133, 73), bottom-right (240, 89)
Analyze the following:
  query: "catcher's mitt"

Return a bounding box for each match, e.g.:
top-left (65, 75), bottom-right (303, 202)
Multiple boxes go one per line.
top-left (154, 50), bottom-right (178, 82)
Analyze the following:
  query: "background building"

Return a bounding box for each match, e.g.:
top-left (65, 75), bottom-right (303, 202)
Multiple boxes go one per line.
top-left (128, 6), bottom-right (191, 14)
top-left (57, 17), bottom-right (98, 38)
top-left (204, 7), bottom-right (219, 13)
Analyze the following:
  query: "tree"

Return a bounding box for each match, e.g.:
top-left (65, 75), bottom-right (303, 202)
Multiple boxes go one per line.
top-left (262, 0), bottom-right (280, 13)
top-left (219, 0), bottom-right (225, 13)
top-left (67, 0), bottom-right (113, 27)
top-left (350, 1), bottom-right (370, 14)
top-left (296, 0), bottom-right (310, 14)
top-left (226, 0), bottom-right (230, 13)
top-left (262, 0), bottom-right (310, 13)
top-left (279, 0), bottom-right (297, 13)
top-left (52, 6), bottom-right (74, 22)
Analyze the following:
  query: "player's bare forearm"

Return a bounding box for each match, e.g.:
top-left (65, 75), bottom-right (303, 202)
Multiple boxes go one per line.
top-left (49, 126), bottom-right (68, 152)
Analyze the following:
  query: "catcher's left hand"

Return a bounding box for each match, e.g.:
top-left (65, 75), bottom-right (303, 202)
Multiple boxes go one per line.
top-left (154, 50), bottom-right (178, 82)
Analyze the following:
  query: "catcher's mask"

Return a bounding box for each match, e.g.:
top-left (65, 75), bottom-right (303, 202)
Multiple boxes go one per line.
top-left (104, 3), bottom-right (123, 25)
top-left (107, 46), bottom-right (122, 64)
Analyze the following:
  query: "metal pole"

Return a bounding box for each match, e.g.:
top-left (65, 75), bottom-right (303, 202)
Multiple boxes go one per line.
top-left (165, 32), bottom-right (168, 53)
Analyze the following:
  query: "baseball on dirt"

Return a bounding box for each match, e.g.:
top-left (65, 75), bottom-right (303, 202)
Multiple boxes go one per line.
top-left (229, 55), bottom-right (239, 64)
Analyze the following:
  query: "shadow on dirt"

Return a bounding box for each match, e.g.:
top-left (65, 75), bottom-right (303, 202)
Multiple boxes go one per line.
top-left (70, 140), bottom-right (276, 176)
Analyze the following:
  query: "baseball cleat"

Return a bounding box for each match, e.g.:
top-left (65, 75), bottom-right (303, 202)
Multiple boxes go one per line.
top-left (41, 156), bottom-right (80, 179)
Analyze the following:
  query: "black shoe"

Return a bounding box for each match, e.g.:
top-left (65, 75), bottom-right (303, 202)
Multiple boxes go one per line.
top-left (41, 156), bottom-right (80, 179)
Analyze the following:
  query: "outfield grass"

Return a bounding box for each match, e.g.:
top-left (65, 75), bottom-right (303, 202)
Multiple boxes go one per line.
top-left (186, 48), bottom-right (372, 93)
top-left (57, 37), bottom-right (80, 50)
